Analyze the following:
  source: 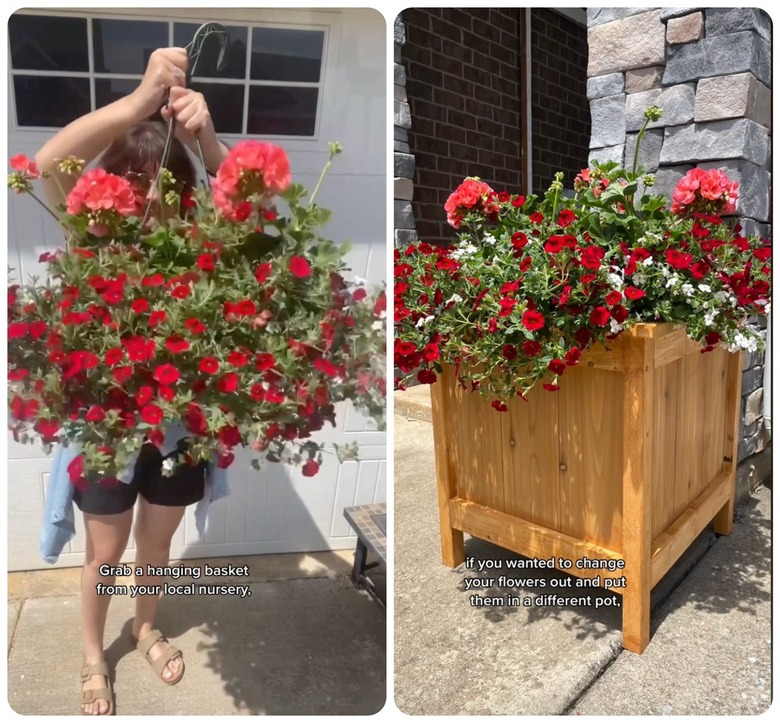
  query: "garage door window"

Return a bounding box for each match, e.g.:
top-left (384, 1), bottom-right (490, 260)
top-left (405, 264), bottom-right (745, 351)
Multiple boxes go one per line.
top-left (9, 13), bottom-right (326, 138)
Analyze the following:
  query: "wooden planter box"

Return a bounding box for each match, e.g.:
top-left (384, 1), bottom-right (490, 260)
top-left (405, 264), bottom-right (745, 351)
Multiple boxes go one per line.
top-left (430, 324), bottom-right (742, 653)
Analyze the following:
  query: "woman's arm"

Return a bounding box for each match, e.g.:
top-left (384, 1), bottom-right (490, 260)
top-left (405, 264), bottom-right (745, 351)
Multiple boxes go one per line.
top-left (34, 47), bottom-right (189, 209)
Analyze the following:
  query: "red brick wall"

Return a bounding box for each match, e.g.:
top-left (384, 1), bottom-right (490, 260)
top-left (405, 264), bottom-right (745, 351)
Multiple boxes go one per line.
top-left (530, 10), bottom-right (590, 192)
top-left (401, 8), bottom-right (589, 244)
top-left (401, 7), bottom-right (523, 244)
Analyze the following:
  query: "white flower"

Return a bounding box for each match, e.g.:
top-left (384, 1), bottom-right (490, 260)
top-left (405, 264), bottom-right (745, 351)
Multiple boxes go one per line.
top-left (372, 320), bottom-right (384, 331)
top-left (698, 284), bottom-right (712, 293)
top-left (608, 273), bottom-right (624, 288)
top-left (609, 318), bottom-right (624, 335)
top-left (632, 272), bottom-right (646, 287)
top-left (703, 310), bottom-right (717, 326)
top-left (352, 275), bottom-right (367, 286)
top-left (641, 256), bottom-right (654, 267)
top-left (666, 273), bottom-right (680, 289)
top-left (451, 242), bottom-right (478, 260)
top-left (415, 315), bottom-right (435, 328)
top-left (162, 458), bottom-right (176, 473)
top-left (681, 283), bottom-right (695, 296)
top-left (446, 293), bottom-right (463, 305)
top-left (483, 233), bottom-right (497, 246)
top-left (715, 291), bottom-right (729, 303)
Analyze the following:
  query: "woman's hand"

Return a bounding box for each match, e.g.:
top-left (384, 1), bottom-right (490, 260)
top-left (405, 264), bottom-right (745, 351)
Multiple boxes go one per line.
top-left (161, 87), bottom-right (215, 144)
top-left (161, 87), bottom-right (229, 175)
top-left (130, 47), bottom-right (189, 121)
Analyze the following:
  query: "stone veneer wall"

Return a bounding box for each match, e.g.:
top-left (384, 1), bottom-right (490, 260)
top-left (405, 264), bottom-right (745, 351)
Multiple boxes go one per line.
top-left (587, 7), bottom-right (772, 492)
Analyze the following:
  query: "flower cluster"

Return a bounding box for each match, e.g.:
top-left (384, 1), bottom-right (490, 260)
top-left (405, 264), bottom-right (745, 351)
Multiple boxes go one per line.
top-left (8, 141), bottom-right (386, 483)
top-left (394, 110), bottom-right (770, 404)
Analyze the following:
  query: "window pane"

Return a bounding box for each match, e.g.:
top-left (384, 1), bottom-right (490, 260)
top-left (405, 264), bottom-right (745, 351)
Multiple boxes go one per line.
top-left (250, 28), bottom-right (324, 83)
top-left (93, 19), bottom-right (168, 74)
top-left (14, 76), bottom-right (90, 127)
top-left (189, 82), bottom-right (244, 134)
top-left (173, 24), bottom-right (247, 80)
top-left (248, 86), bottom-right (318, 136)
top-left (9, 14), bottom-right (88, 71)
top-left (95, 78), bottom-right (142, 110)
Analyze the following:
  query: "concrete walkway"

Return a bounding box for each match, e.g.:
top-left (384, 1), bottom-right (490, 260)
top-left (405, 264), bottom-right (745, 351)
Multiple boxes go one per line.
top-left (394, 387), bottom-right (771, 716)
top-left (8, 551), bottom-right (386, 715)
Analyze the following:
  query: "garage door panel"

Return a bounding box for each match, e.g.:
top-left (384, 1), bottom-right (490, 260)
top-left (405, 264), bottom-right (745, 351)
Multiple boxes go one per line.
top-left (7, 7), bottom-right (387, 570)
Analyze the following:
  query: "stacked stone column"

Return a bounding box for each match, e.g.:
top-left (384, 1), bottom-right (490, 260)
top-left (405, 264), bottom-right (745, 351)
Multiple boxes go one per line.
top-left (587, 7), bottom-right (772, 488)
top-left (394, 15), bottom-right (417, 248)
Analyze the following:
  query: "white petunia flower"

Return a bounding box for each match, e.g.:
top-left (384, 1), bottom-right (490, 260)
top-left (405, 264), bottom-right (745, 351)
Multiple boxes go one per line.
top-left (698, 284), bottom-right (712, 293)
top-left (352, 276), bottom-right (367, 286)
top-left (415, 315), bottom-right (434, 329)
top-left (609, 318), bottom-right (624, 335)
top-left (608, 273), bottom-right (624, 288)
top-left (703, 310), bottom-right (717, 326)
top-left (483, 233), bottom-right (497, 246)
top-left (681, 283), bottom-right (695, 296)
top-left (641, 256), bottom-right (654, 267)
top-left (632, 272), bottom-right (646, 287)
top-left (446, 293), bottom-right (463, 305)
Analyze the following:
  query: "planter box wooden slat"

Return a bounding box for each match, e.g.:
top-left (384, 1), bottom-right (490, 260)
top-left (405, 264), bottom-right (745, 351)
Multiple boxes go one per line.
top-left (430, 323), bottom-right (742, 653)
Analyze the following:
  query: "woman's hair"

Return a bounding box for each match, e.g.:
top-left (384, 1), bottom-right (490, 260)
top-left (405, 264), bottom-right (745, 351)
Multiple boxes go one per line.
top-left (99, 121), bottom-right (197, 192)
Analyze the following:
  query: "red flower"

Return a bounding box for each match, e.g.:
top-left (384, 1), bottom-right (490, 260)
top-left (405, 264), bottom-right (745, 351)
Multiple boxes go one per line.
top-left (135, 386), bottom-right (154, 407)
top-left (185, 318), bottom-right (206, 334)
top-left (255, 262), bottom-right (272, 284)
top-left (511, 195), bottom-right (526, 207)
top-left (666, 249), bottom-right (693, 269)
top-left (606, 290), bottom-right (622, 306)
top-left (417, 369), bottom-right (437, 384)
top-left (511, 232), bottom-right (528, 250)
top-left (498, 298), bottom-right (516, 317)
top-left (543, 383), bottom-right (560, 392)
top-left (131, 299), bottom-right (149, 314)
top-left (67, 455), bottom-right (85, 482)
top-left (580, 246), bottom-right (605, 270)
top-left (197, 254), bottom-right (216, 272)
top-left (690, 261), bottom-right (710, 279)
top-left (487, 317), bottom-right (498, 333)
top-left (140, 404), bottom-right (163, 426)
top-left (491, 400), bottom-right (508, 412)
top-left (112, 366), bottom-right (133, 383)
top-left (199, 357), bottom-right (219, 375)
top-left (611, 305), bottom-right (629, 323)
top-left (171, 284), bottom-right (191, 299)
top-left (290, 255), bottom-right (312, 278)
top-left (105, 348), bottom-right (124, 366)
top-left (34, 418), bottom-right (61, 442)
top-left (624, 286), bottom-right (646, 301)
top-left (149, 310), bottom-right (167, 327)
top-left (217, 452), bottom-right (236, 469)
top-left (142, 274), bottom-right (165, 287)
top-left (255, 353), bottom-right (277, 371)
top-left (227, 351), bottom-right (250, 367)
top-left (153, 364), bottom-right (180, 386)
top-left (548, 359), bottom-right (566, 376)
top-left (8, 322), bottom-right (29, 339)
top-left (86, 405), bottom-right (106, 422)
top-left (522, 310), bottom-right (545, 331)
top-left (502, 344), bottom-right (517, 360)
top-left (558, 209), bottom-right (576, 227)
top-left (165, 337), bottom-right (190, 354)
top-left (522, 340), bottom-right (541, 357)
top-left (158, 386), bottom-right (175, 402)
top-left (302, 460), bottom-right (320, 477)
top-left (218, 372), bottom-right (240, 394)
top-left (529, 211), bottom-right (544, 224)
top-left (589, 306), bottom-right (611, 326)
top-left (565, 347), bottom-right (582, 366)
top-left (497, 191), bottom-right (511, 203)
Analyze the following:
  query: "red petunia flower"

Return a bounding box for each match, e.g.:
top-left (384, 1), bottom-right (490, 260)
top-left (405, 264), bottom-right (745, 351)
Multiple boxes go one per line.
top-left (589, 306), bottom-right (611, 327)
top-left (255, 262), bottom-right (272, 284)
top-left (548, 359), bottom-right (566, 376)
top-left (165, 337), bottom-right (190, 354)
top-left (417, 369), bottom-right (437, 384)
top-left (290, 255), bottom-right (312, 278)
top-left (522, 310), bottom-right (545, 331)
top-left (140, 404), bottom-right (163, 426)
top-left (149, 310), bottom-right (167, 327)
top-left (624, 286), bottom-right (646, 301)
top-left (197, 254), bottom-right (216, 272)
top-left (153, 364), bottom-right (180, 386)
top-left (199, 357), bottom-right (219, 375)
top-left (302, 459), bottom-right (320, 477)
top-left (185, 318), bottom-right (206, 334)
top-left (491, 400), bottom-right (508, 412)
top-left (522, 340), bottom-right (541, 357)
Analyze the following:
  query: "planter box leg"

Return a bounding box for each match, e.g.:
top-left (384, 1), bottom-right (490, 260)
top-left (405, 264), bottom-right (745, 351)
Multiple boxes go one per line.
top-left (431, 376), bottom-right (466, 568)
top-left (622, 335), bottom-right (653, 653)
top-left (713, 351), bottom-right (742, 536)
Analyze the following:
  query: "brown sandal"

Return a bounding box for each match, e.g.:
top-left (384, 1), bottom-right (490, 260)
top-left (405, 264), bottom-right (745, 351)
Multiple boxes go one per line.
top-left (80, 661), bottom-right (114, 715)
top-left (134, 629), bottom-right (185, 685)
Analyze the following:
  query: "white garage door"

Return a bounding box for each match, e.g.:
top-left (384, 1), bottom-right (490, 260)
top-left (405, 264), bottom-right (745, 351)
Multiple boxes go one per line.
top-left (6, 8), bottom-right (387, 570)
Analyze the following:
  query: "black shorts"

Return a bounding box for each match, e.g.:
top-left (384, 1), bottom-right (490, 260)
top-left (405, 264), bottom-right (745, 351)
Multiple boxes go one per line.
top-left (73, 442), bottom-right (207, 515)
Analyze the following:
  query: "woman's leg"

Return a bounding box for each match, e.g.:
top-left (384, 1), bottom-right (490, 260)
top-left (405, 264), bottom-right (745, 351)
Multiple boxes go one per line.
top-left (131, 497), bottom-right (186, 682)
top-left (82, 510), bottom-right (133, 715)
